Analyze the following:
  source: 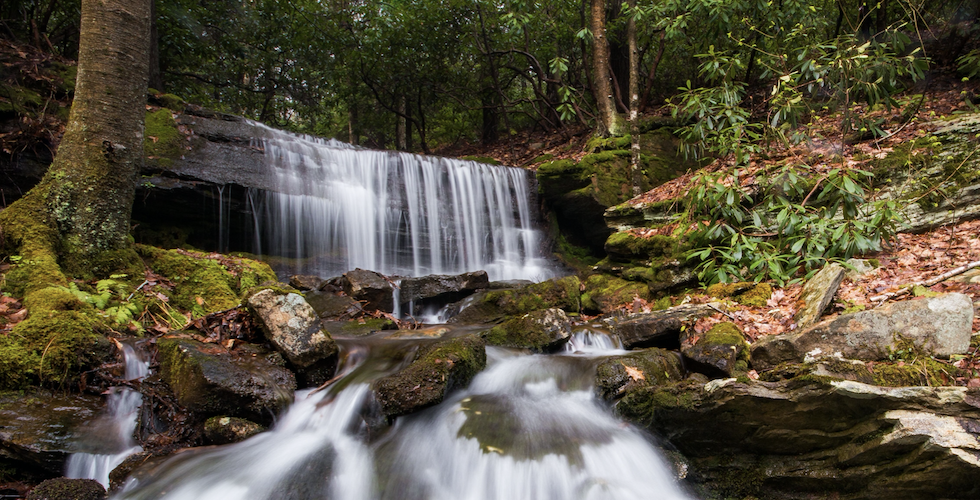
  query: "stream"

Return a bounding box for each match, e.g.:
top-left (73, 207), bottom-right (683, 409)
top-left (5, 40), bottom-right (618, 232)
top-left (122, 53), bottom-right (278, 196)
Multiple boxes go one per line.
top-left (107, 330), bottom-right (693, 500)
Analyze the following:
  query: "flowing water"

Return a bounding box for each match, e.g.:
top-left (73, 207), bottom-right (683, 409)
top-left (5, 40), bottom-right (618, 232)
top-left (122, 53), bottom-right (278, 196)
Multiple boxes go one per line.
top-left (249, 126), bottom-right (555, 282)
top-left (66, 343), bottom-right (150, 487)
top-left (110, 331), bottom-right (692, 500)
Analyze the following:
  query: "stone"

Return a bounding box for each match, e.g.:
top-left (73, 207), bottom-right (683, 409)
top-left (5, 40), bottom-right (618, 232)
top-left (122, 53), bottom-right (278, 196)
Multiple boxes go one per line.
top-left (482, 308), bottom-right (573, 352)
top-left (752, 293), bottom-right (975, 370)
top-left (203, 416), bottom-right (265, 445)
top-left (845, 258), bottom-right (878, 280)
top-left (602, 303), bottom-right (718, 349)
top-left (615, 376), bottom-right (980, 499)
top-left (0, 392), bottom-right (104, 479)
top-left (705, 282), bottom-right (772, 307)
top-left (397, 271), bottom-right (489, 313)
top-left (340, 268), bottom-right (394, 312)
top-left (794, 263), bottom-right (846, 329)
top-left (448, 276), bottom-right (581, 324)
top-left (247, 288), bottom-right (339, 368)
top-left (156, 337), bottom-right (296, 423)
top-left (594, 348), bottom-right (683, 401)
top-left (372, 335), bottom-right (486, 419)
top-left (305, 292), bottom-right (360, 319)
top-left (27, 478), bottom-right (105, 500)
top-left (680, 322), bottom-right (749, 377)
top-left (288, 275), bottom-right (323, 291)
top-left (321, 318), bottom-right (397, 338)
top-left (580, 274), bottom-right (651, 314)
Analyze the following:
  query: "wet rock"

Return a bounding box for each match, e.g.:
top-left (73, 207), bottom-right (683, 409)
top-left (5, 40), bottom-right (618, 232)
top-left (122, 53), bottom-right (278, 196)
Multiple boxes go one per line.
top-left (156, 337), bottom-right (296, 423)
top-left (482, 308), bottom-right (572, 352)
top-left (0, 391), bottom-right (104, 479)
top-left (447, 276), bottom-right (581, 324)
top-left (705, 282), bottom-right (772, 307)
top-left (751, 293), bottom-right (975, 370)
top-left (794, 263), bottom-right (846, 329)
top-left (247, 289), bottom-right (339, 369)
top-left (595, 348), bottom-right (683, 401)
top-left (398, 271), bottom-right (489, 305)
top-left (321, 318), bottom-right (397, 338)
top-left (305, 292), bottom-right (360, 319)
top-left (601, 303), bottom-right (717, 349)
top-left (372, 335), bottom-right (487, 419)
top-left (107, 451), bottom-right (171, 493)
top-left (203, 416), bottom-right (265, 445)
top-left (680, 322), bottom-right (749, 377)
top-left (288, 275), bottom-right (323, 291)
top-left (340, 268), bottom-right (394, 312)
top-left (615, 377), bottom-right (980, 500)
top-left (26, 478), bottom-right (105, 500)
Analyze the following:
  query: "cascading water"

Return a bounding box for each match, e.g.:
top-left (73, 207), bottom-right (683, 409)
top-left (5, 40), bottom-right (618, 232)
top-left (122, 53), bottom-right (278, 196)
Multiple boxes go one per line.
top-left (249, 125), bottom-right (556, 282)
top-left (66, 343), bottom-right (150, 488)
top-left (110, 333), bottom-right (693, 500)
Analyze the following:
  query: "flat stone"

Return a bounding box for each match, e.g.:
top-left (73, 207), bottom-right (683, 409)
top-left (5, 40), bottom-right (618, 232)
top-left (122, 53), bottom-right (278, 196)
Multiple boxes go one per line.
top-left (341, 269), bottom-right (394, 312)
top-left (397, 271), bottom-right (489, 304)
top-left (794, 263), bottom-right (846, 329)
top-left (602, 303), bottom-right (717, 349)
top-left (288, 275), bottom-right (323, 291)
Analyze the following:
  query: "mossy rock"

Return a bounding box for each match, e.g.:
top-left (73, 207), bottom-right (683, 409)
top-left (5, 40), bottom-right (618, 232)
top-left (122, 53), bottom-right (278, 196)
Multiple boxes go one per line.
top-left (203, 415), bottom-right (265, 445)
top-left (144, 108), bottom-right (183, 165)
top-left (603, 231), bottom-right (679, 261)
top-left (448, 276), bottom-right (581, 324)
top-left (481, 308), bottom-right (572, 352)
top-left (322, 317), bottom-right (397, 338)
top-left (580, 273), bottom-right (650, 314)
top-left (680, 322), bottom-right (750, 377)
top-left (705, 282), bottom-right (772, 307)
top-left (613, 379), bottom-right (704, 428)
top-left (372, 334), bottom-right (487, 419)
top-left (137, 245), bottom-right (276, 318)
top-left (26, 478), bottom-right (105, 500)
top-left (595, 348), bottom-right (683, 401)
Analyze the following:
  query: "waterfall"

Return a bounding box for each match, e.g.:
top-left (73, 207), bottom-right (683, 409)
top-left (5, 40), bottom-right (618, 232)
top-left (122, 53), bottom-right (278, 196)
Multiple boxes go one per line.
top-left (111, 335), bottom-right (693, 500)
top-left (249, 125), bottom-right (555, 282)
top-left (66, 343), bottom-right (149, 488)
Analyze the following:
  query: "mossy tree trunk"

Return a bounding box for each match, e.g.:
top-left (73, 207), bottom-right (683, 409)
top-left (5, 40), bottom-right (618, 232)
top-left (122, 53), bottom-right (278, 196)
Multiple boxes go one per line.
top-left (627, 0), bottom-right (640, 197)
top-left (590, 0), bottom-right (623, 137)
top-left (0, 0), bottom-right (150, 283)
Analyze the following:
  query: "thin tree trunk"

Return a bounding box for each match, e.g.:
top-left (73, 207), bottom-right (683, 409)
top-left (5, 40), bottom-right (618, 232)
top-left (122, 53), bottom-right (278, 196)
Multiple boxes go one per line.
top-left (149, 0), bottom-right (163, 91)
top-left (396, 94), bottom-right (407, 150)
top-left (591, 0), bottom-right (621, 136)
top-left (628, 0), bottom-right (641, 197)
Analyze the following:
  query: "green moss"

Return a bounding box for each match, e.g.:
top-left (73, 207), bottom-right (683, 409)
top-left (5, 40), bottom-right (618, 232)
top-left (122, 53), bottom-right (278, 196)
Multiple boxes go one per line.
top-left (530, 154), bottom-right (554, 165)
top-left (460, 156), bottom-right (501, 165)
top-left (585, 134), bottom-right (632, 153)
top-left (451, 276), bottom-right (581, 324)
top-left (870, 358), bottom-right (964, 386)
top-left (158, 93), bottom-right (185, 111)
top-left (144, 108), bottom-right (182, 160)
top-left (1, 307), bottom-right (105, 389)
top-left (614, 380), bottom-right (701, 428)
top-left (580, 273), bottom-right (650, 313)
top-left (604, 232), bottom-right (679, 260)
top-left (481, 309), bottom-right (569, 352)
top-left (339, 318), bottom-right (396, 336)
top-left (705, 282), bottom-right (772, 307)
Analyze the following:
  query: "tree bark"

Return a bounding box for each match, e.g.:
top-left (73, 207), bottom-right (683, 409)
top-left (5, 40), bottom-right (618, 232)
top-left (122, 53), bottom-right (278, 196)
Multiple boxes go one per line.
top-left (0, 0), bottom-right (150, 280)
top-left (591, 0), bottom-right (622, 136)
top-left (628, 0), bottom-right (641, 197)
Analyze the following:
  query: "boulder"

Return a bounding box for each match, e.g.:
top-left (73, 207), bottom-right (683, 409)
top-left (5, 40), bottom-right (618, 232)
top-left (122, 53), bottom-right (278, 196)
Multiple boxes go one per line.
top-left (602, 303), bottom-right (718, 349)
top-left (680, 322), bottom-right (750, 377)
top-left (27, 478), bottom-right (105, 500)
top-left (594, 348), bottom-right (683, 401)
top-left (247, 289), bottom-right (339, 369)
top-left (448, 276), bottom-right (581, 324)
top-left (156, 337), bottom-right (296, 423)
top-left (794, 263), bottom-right (846, 329)
top-left (482, 308), bottom-right (573, 352)
top-left (615, 377), bottom-right (980, 500)
top-left (305, 292), bottom-right (360, 319)
top-left (0, 392), bottom-right (104, 479)
top-left (397, 271), bottom-right (489, 305)
top-left (288, 275), bottom-right (323, 291)
top-left (372, 335), bottom-right (486, 419)
top-left (203, 416), bottom-right (265, 445)
top-left (340, 269), bottom-right (394, 312)
top-left (752, 293), bottom-right (975, 370)
top-left (321, 318), bottom-right (398, 338)
top-left (705, 281), bottom-right (772, 307)
top-left (580, 274), bottom-right (650, 314)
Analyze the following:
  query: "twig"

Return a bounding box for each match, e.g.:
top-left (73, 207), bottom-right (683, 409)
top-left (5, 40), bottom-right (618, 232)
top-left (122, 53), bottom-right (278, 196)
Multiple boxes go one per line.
top-left (869, 260), bottom-right (980, 303)
top-left (706, 302), bottom-right (736, 320)
top-left (309, 372), bottom-right (346, 396)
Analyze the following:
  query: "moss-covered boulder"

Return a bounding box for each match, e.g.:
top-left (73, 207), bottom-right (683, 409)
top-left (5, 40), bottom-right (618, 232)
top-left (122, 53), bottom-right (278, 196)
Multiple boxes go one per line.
top-left (581, 273), bottom-right (651, 314)
top-left (601, 303), bottom-right (718, 349)
top-left (156, 337), bottom-right (296, 424)
top-left (137, 245), bottom-right (277, 318)
top-left (203, 416), bottom-right (265, 445)
top-left (603, 232), bottom-right (679, 261)
top-left (679, 322), bottom-right (750, 377)
top-left (482, 308), bottom-right (572, 352)
top-left (372, 334), bottom-right (486, 419)
top-left (448, 276), bottom-right (581, 324)
top-left (705, 281), bottom-right (772, 307)
top-left (594, 348), bottom-right (683, 401)
top-left (26, 478), bottom-right (105, 500)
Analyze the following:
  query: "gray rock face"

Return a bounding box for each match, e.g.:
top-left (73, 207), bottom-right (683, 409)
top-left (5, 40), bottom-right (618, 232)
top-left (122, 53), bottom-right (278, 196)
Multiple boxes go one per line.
top-left (156, 337), bottom-right (296, 423)
top-left (305, 292), bottom-right (360, 319)
top-left (247, 289), bottom-right (338, 368)
top-left (397, 271), bottom-right (489, 305)
top-left (616, 377), bottom-right (980, 499)
top-left (602, 303), bottom-right (717, 349)
top-left (288, 275), bottom-right (323, 291)
top-left (594, 348), bottom-right (683, 401)
top-left (794, 263), bottom-right (846, 329)
top-left (0, 392), bottom-right (104, 479)
top-left (752, 293), bottom-right (975, 370)
top-left (482, 308), bottom-right (573, 352)
top-left (341, 268), bottom-right (394, 312)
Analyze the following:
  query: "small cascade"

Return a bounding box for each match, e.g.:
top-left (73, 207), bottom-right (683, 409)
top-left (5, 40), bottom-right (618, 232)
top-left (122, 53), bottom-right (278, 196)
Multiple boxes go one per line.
top-left (249, 125), bottom-right (555, 282)
top-left (563, 327), bottom-right (624, 354)
top-left (66, 343), bottom-right (150, 487)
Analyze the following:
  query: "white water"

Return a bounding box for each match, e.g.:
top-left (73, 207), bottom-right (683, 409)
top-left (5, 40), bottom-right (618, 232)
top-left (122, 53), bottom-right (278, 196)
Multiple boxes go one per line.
top-left (110, 336), bottom-right (692, 500)
top-left (249, 125), bottom-right (555, 282)
top-left (66, 343), bottom-right (150, 487)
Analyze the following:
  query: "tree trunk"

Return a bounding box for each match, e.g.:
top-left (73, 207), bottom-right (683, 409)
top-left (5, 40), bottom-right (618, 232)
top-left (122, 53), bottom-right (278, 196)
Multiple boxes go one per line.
top-left (628, 0), bottom-right (641, 197)
top-left (149, 0), bottom-right (163, 91)
top-left (591, 0), bottom-right (622, 136)
top-left (396, 94), bottom-right (407, 150)
top-left (0, 0), bottom-right (150, 280)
